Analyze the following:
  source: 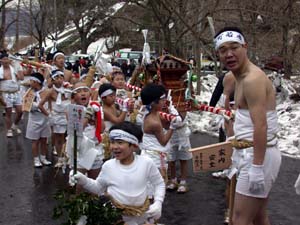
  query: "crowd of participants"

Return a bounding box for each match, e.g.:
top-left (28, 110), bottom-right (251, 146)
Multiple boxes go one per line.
top-left (0, 48), bottom-right (191, 225)
top-left (0, 25), bottom-right (291, 225)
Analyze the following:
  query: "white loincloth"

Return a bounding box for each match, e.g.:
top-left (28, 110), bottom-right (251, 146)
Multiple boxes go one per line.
top-left (231, 109), bottom-right (282, 198)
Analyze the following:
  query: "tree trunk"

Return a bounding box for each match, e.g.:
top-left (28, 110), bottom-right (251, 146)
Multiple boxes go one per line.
top-left (282, 0), bottom-right (293, 79)
top-left (0, 0), bottom-right (6, 48)
top-left (15, 0), bottom-right (21, 51)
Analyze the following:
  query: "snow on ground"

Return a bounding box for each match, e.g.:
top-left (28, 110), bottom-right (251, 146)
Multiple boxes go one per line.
top-left (187, 73), bottom-right (300, 158)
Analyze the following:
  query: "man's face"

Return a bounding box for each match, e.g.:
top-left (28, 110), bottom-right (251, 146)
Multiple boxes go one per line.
top-left (217, 42), bottom-right (247, 71)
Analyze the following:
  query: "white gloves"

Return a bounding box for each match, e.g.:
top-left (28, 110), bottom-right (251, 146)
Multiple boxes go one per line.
top-left (170, 116), bottom-right (183, 130)
top-left (91, 104), bottom-right (100, 112)
top-left (91, 103), bottom-right (104, 118)
top-left (69, 170), bottom-right (88, 186)
top-left (248, 164), bottom-right (265, 194)
top-left (121, 98), bottom-right (130, 112)
top-left (146, 201), bottom-right (162, 220)
top-left (168, 105), bottom-right (179, 116)
top-left (294, 173), bottom-right (300, 195)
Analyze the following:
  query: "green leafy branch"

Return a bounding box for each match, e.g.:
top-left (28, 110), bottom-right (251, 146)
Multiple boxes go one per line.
top-left (53, 188), bottom-right (124, 225)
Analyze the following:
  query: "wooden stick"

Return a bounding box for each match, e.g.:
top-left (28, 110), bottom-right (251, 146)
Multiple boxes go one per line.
top-left (229, 175), bottom-right (236, 225)
top-left (84, 65), bottom-right (96, 87)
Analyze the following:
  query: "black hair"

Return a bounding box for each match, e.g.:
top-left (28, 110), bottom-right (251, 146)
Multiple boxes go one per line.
top-left (31, 72), bottom-right (45, 84)
top-left (141, 83), bottom-right (166, 105)
top-left (109, 121), bottom-right (143, 143)
top-left (98, 83), bottom-right (116, 97)
top-left (214, 26), bottom-right (245, 39)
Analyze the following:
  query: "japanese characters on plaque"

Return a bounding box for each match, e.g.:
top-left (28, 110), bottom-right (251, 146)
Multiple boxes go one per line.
top-left (189, 142), bottom-right (233, 172)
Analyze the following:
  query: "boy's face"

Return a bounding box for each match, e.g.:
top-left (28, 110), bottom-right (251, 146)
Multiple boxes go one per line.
top-left (73, 87), bottom-right (91, 106)
top-left (112, 74), bottom-right (125, 89)
top-left (110, 139), bottom-right (135, 165)
top-left (54, 55), bottom-right (65, 68)
top-left (102, 92), bottom-right (116, 106)
top-left (30, 80), bottom-right (40, 89)
top-left (52, 75), bottom-right (64, 87)
top-left (152, 97), bottom-right (167, 111)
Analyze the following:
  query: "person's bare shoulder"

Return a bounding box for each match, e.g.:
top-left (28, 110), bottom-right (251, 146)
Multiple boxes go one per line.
top-left (144, 115), bottom-right (162, 133)
top-left (64, 69), bottom-right (73, 82)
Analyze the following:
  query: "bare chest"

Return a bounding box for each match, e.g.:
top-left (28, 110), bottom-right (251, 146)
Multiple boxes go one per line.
top-left (3, 67), bottom-right (12, 80)
top-left (234, 82), bottom-right (247, 109)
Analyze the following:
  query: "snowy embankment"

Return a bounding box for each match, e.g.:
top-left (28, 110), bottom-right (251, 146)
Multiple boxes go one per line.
top-left (187, 73), bottom-right (300, 158)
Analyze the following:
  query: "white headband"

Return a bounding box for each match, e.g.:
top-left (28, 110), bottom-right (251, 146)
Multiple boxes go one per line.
top-left (214, 31), bottom-right (245, 50)
top-left (53, 52), bottom-right (65, 60)
top-left (72, 86), bottom-right (90, 93)
top-left (100, 89), bottom-right (114, 98)
top-left (79, 74), bottom-right (87, 81)
top-left (52, 70), bottom-right (64, 79)
top-left (30, 77), bottom-right (42, 84)
top-left (160, 94), bottom-right (166, 99)
top-left (109, 129), bottom-right (139, 145)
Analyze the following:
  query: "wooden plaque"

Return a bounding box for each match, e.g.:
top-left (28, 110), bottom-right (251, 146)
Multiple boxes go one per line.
top-left (189, 142), bottom-right (233, 172)
top-left (22, 88), bottom-right (35, 112)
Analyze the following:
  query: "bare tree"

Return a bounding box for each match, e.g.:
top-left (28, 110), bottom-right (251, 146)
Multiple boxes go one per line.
top-left (0, 0), bottom-right (14, 48)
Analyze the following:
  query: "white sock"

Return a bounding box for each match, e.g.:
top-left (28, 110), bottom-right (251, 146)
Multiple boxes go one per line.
top-left (34, 157), bottom-right (40, 161)
top-left (180, 180), bottom-right (186, 185)
top-left (40, 155), bottom-right (46, 160)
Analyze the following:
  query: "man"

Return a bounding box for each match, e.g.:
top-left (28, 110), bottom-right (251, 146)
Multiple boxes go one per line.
top-left (214, 27), bottom-right (281, 225)
top-left (0, 52), bottom-right (23, 137)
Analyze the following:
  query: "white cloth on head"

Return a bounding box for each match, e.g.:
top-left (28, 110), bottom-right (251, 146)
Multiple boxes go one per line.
top-left (214, 30), bottom-right (245, 50)
top-left (231, 109), bottom-right (281, 198)
top-left (109, 129), bottom-right (139, 146)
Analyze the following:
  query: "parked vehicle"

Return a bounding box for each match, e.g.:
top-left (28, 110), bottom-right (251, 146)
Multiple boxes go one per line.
top-left (65, 54), bottom-right (93, 64)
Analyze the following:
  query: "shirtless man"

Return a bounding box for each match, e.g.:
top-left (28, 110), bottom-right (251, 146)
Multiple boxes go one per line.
top-left (0, 52), bottom-right (24, 137)
top-left (214, 27), bottom-right (281, 225)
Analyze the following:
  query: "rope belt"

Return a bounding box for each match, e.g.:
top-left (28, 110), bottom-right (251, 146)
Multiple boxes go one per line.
top-left (230, 135), bottom-right (277, 149)
top-left (230, 139), bottom-right (253, 149)
top-left (106, 194), bottom-right (150, 217)
top-left (0, 90), bottom-right (18, 94)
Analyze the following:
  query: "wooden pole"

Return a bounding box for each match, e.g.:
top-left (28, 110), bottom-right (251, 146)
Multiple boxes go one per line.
top-left (229, 175), bottom-right (236, 225)
top-left (73, 129), bottom-right (77, 175)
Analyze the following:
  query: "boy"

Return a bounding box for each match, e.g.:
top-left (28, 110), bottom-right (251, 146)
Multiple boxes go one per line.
top-left (66, 82), bottom-right (105, 186)
top-left (166, 105), bottom-right (192, 193)
top-left (0, 52), bottom-right (23, 137)
top-left (41, 69), bottom-right (71, 167)
top-left (69, 121), bottom-right (166, 225)
top-left (140, 83), bottom-right (182, 182)
top-left (25, 72), bottom-right (52, 167)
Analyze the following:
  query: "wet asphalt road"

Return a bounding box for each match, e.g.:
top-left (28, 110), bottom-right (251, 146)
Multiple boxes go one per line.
top-left (0, 113), bottom-right (300, 225)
